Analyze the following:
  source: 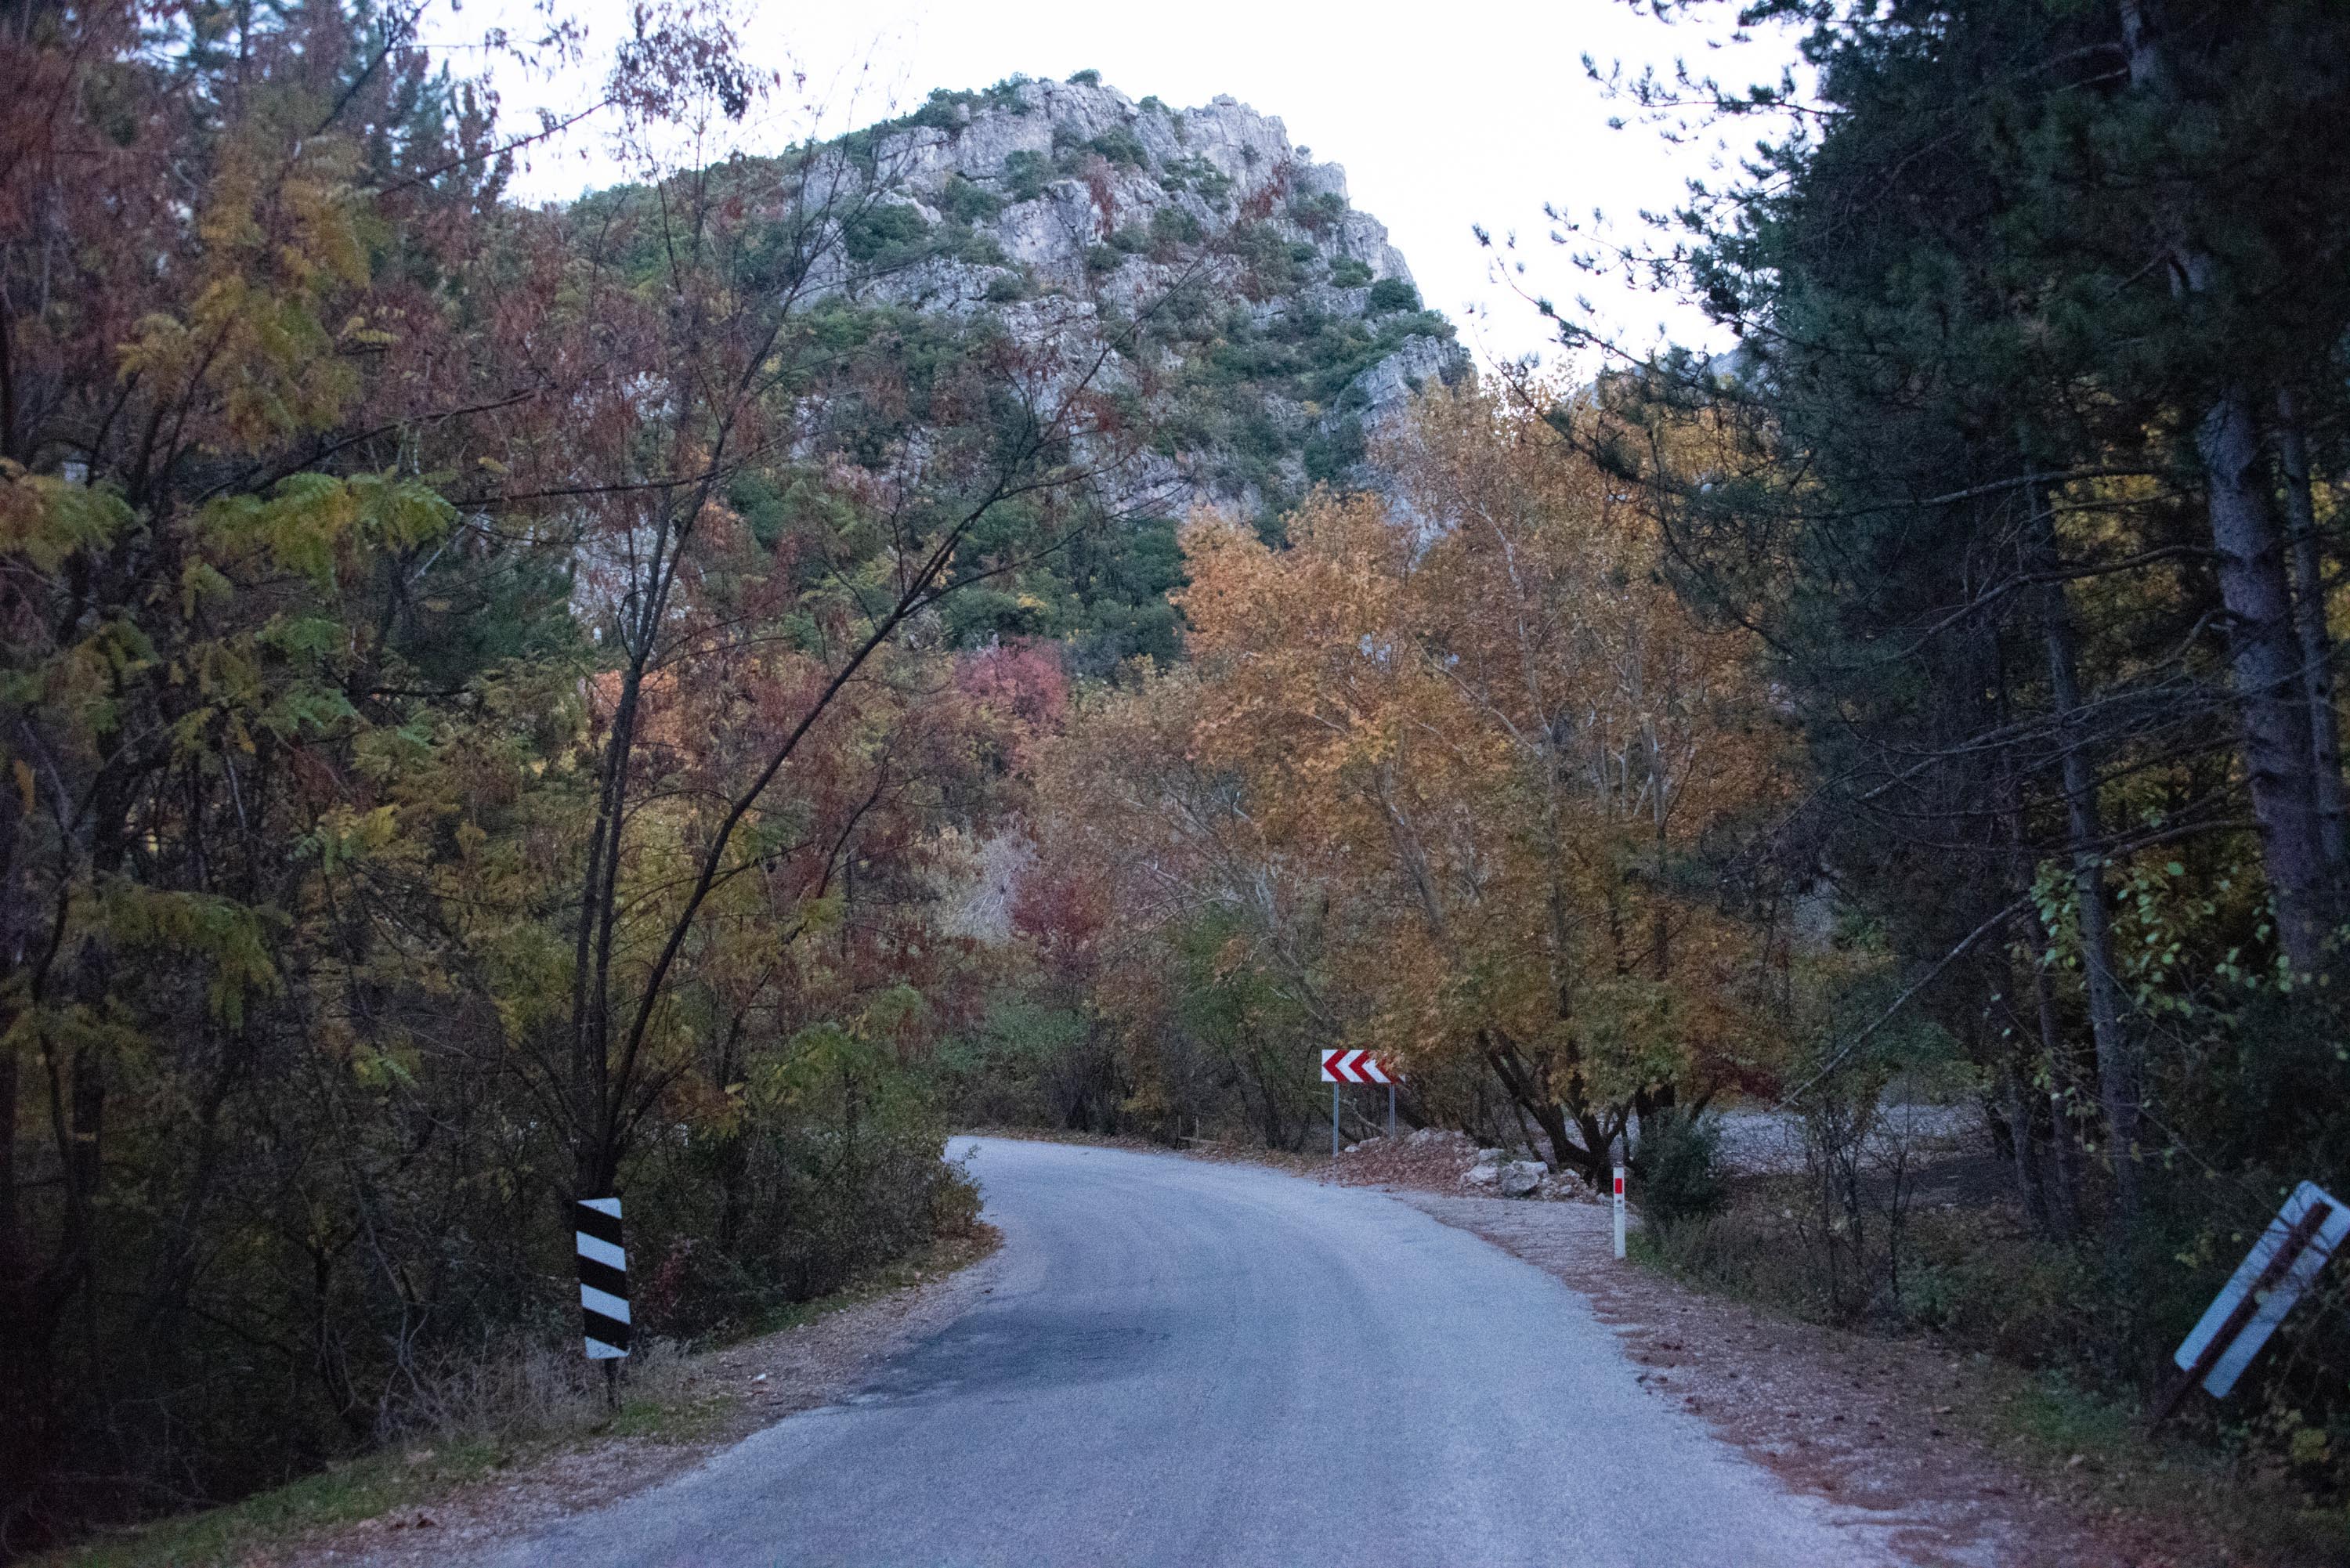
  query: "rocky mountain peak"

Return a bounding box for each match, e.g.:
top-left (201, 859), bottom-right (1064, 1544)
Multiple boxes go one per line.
top-left (833, 74), bottom-right (1469, 519)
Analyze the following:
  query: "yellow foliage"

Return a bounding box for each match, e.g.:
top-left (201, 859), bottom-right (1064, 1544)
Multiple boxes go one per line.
top-left (1057, 386), bottom-right (1802, 1159)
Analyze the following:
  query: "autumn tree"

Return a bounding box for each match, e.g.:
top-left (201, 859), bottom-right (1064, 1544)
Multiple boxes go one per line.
top-left (1022, 662), bottom-right (1339, 1144)
top-left (1007, 388), bottom-right (1802, 1172)
top-left (1191, 397), bottom-right (1795, 1176)
top-left (0, 2), bottom-right (1172, 1543)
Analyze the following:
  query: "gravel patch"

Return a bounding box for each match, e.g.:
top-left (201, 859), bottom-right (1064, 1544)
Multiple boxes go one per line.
top-left (1715, 1104), bottom-right (1977, 1176)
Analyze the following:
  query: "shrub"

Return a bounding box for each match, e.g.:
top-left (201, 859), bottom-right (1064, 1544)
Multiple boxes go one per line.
top-left (1631, 1110), bottom-right (1728, 1230)
top-left (1162, 155), bottom-right (1232, 204)
top-left (841, 203), bottom-right (931, 264)
top-left (1150, 207), bottom-right (1203, 247)
top-left (1003, 150), bottom-right (1051, 203)
top-left (1083, 243), bottom-right (1123, 275)
top-left (1328, 258), bottom-right (1373, 288)
top-left (953, 230), bottom-right (1009, 266)
top-left (1302, 417), bottom-right (1365, 484)
top-left (1066, 67), bottom-right (1101, 86)
top-left (646, 1024), bottom-right (966, 1336)
top-left (905, 89), bottom-right (974, 132)
top-left (1365, 276), bottom-right (1420, 315)
top-left (1288, 190), bottom-right (1348, 232)
top-left (1088, 127), bottom-right (1148, 169)
top-left (938, 175), bottom-right (1002, 225)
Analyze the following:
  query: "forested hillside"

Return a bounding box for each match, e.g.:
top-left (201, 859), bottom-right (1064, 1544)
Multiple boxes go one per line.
top-left (7, 0), bottom-right (2350, 1555)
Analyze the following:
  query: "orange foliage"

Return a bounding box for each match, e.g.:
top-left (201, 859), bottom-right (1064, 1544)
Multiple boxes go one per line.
top-left (1053, 387), bottom-right (1798, 1173)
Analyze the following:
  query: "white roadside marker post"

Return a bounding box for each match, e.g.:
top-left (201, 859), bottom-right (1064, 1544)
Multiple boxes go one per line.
top-left (1613, 1166), bottom-right (1627, 1259)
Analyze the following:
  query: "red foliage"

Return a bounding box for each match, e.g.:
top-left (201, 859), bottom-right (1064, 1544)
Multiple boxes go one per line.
top-left (956, 641), bottom-right (1069, 739)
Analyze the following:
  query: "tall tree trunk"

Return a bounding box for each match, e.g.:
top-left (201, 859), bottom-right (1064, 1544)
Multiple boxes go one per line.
top-left (2200, 391), bottom-right (2335, 971)
top-left (1996, 725), bottom-right (2077, 1244)
top-left (2279, 389), bottom-right (2347, 872)
top-left (2035, 498), bottom-right (2143, 1228)
top-left (2119, 0), bottom-right (2337, 971)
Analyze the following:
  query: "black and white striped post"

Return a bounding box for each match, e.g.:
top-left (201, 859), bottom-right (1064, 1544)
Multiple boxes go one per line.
top-left (574, 1197), bottom-right (631, 1375)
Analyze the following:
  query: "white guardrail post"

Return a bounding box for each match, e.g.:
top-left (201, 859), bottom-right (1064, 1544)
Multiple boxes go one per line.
top-left (1612, 1166), bottom-right (1627, 1259)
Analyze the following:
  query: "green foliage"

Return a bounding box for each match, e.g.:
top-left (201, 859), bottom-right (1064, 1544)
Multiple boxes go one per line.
top-left (647, 1023), bottom-right (967, 1331)
top-left (1583, 0), bottom-right (2350, 1495)
top-left (1066, 68), bottom-right (1101, 86)
top-left (1302, 417), bottom-right (1366, 485)
top-left (1288, 191), bottom-right (1348, 232)
top-left (841, 202), bottom-right (932, 264)
top-left (903, 89), bottom-right (974, 132)
top-left (1162, 154), bottom-right (1232, 205)
top-left (931, 998), bottom-right (1098, 1129)
top-left (1002, 149), bottom-right (1052, 203)
top-left (1327, 258), bottom-right (1373, 288)
top-left (1365, 276), bottom-right (1420, 315)
top-left (1629, 1111), bottom-right (1728, 1230)
top-left (1150, 207), bottom-right (1203, 247)
top-left (1136, 286), bottom-right (1452, 512)
top-left (936, 175), bottom-right (1002, 225)
top-left (1087, 127), bottom-right (1148, 169)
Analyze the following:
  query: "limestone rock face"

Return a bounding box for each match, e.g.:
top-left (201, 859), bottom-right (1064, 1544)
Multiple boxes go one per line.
top-left (825, 75), bottom-right (1469, 518)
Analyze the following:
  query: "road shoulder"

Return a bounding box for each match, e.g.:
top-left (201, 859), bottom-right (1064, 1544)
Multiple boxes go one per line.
top-left (1390, 1189), bottom-right (2280, 1568)
top-left (319, 1229), bottom-right (1006, 1568)
top-left (54, 1230), bottom-right (1004, 1568)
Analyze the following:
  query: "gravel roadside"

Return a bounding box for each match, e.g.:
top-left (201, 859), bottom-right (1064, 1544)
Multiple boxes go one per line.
top-left (1318, 1130), bottom-right (2281, 1568)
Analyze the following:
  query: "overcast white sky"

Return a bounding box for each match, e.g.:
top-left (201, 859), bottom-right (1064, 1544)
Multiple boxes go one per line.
top-left (456, 0), bottom-right (1799, 370)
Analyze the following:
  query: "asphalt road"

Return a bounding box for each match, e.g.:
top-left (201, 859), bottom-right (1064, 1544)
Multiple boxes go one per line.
top-left (486, 1138), bottom-right (1891, 1567)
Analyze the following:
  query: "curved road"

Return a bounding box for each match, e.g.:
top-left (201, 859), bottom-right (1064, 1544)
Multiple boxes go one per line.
top-left (488, 1138), bottom-right (1890, 1567)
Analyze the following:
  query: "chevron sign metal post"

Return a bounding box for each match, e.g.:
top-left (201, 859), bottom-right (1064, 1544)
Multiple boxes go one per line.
top-left (1321, 1050), bottom-right (1397, 1155)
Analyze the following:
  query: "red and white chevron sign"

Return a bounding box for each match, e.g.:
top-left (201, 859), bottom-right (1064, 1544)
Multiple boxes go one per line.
top-left (1321, 1049), bottom-right (1392, 1084)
